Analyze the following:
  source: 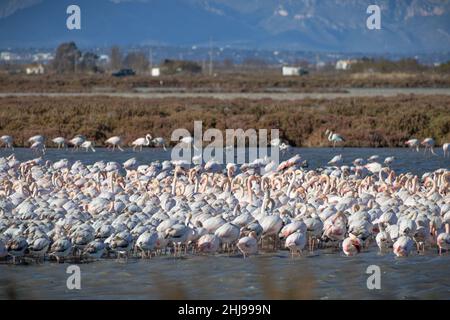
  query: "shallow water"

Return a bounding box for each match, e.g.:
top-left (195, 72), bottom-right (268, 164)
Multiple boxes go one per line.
top-left (1, 250), bottom-right (449, 299)
top-left (1, 147), bottom-right (449, 176)
top-left (0, 147), bottom-right (449, 299)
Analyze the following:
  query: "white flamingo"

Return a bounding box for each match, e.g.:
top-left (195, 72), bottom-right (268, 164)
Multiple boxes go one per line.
top-left (81, 140), bottom-right (96, 152)
top-left (443, 143), bottom-right (449, 157)
top-left (421, 138), bottom-right (436, 155)
top-left (237, 231), bottom-right (258, 258)
top-left (105, 136), bottom-right (124, 151)
top-left (30, 141), bottom-right (46, 155)
top-left (52, 137), bottom-right (66, 149)
top-left (405, 139), bottom-right (420, 152)
top-left (132, 134), bottom-right (152, 152)
top-left (0, 135), bottom-right (13, 149)
top-left (285, 230), bottom-right (307, 258)
top-left (342, 234), bottom-right (362, 256)
top-left (152, 137), bottom-right (167, 151)
top-left (325, 129), bottom-right (345, 148)
top-left (69, 135), bottom-right (85, 151)
top-left (28, 135), bottom-right (45, 145)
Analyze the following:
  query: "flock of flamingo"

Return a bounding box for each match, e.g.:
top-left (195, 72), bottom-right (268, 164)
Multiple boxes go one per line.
top-left (0, 128), bottom-right (448, 264)
top-left (0, 134), bottom-right (168, 155)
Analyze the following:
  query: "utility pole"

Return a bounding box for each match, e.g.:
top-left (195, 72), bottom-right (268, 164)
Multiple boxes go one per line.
top-left (149, 48), bottom-right (153, 69)
top-left (209, 37), bottom-right (213, 76)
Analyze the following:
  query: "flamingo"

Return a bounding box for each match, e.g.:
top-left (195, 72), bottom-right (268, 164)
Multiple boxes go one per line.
top-left (0, 135), bottom-right (13, 149)
top-left (30, 141), bottom-right (46, 155)
top-left (180, 136), bottom-right (198, 150)
top-left (285, 230), bottom-right (307, 258)
top-left (49, 237), bottom-right (72, 263)
top-left (384, 156), bottom-right (395, 165)
top-left (69, 135), bottom-right (85, 151)
top-left (152, 137), bottom-right (167, 151)
top-left (405, 139), bottom-right (420, 152)
top-left (393, 235), bottom-right (415, 257)
top-left (28, 237), bottom-right (50, 261)
top-left (328, 154), bottom-right (343, 166)
top-left (342, 234), bottom-right (362, 256)
top-left (443, 143), bottom-right (449, 157)
top-left (237, 231), bottom-right (258, 258)
top-left (436, 223), bottom-right (450, 255)
top-left (326, 129), bottom-right (345, 148)
top-left (6, 237), bottom-right (28, 264)
top-left (197, 234), bottom-right (221, 254)
top-left (28, 135), bottom-right (45, 145)
top-left (135, 231), bottom-right (158, 258)
top-left (83, 240), bottom-right (106, 260)
top-left (375, 226), bottom-right (392, 252)
top-left (52, 137), bottom-right (66, 149)
top-left (214, 222), bottom-right (240, 253)
top-left (105, 136), bottom-right (124, 151)
top-left (132, 134), bottom-right (152, 152)
top-left (279, 143), bottom-right (290, 155)
top-left (81, 140), bottom-right (96, 152)
top-left (421, 138), bottom-right (436, 155)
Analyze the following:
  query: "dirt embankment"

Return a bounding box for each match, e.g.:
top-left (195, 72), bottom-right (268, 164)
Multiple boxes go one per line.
top-left (0, 72), bottom-right (449, 93)
top-left (0, 95), bottom-right (449, 148)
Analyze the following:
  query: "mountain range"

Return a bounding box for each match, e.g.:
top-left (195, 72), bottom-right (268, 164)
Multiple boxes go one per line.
top-left (0, 0), bottom-right (449, 53)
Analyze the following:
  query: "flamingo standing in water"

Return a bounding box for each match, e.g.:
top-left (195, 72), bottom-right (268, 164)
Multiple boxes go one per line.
top-left (69, 135), bottom-right (85, 151)
top-left (285, 230), bottom-right (307, 258)
top-left (81, 140), bottom-right (96, 152)
top-left (405, 139), bottom-right (420, 152)
top-left (28, 135), bottom-right (45, 146)
top-left (131, 134), bottom-right (152, 152)
top-left (152, 137), bottom-right (167, 151)
top-left (325, 129), bottom-right (345, 148)
top-left (443, 143), bottom-right (449, 157)
top-left (237, 231), bottom-right (258, 258)
top-left (436, 223), bottom-right (450, 255)
top-left (0, 135), bottom-right (13, 149)
top-left (30, 141), bottom-right (46, 155)
top-left (52, 137), bottom-right (66, 149)
top-left (421, 138), bottom-right (436, 155)
top-left (105, 136), bottom-right (124, 151)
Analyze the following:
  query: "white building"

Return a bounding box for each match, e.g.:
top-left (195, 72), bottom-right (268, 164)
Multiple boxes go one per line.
top-left (26, 64), bottom-right (45, 75)
top-left (282, 66), bottom-right (301, 76)
top-left (0, 51), bottom-right (19, 61)
top-left (151, 67), bottom-right (160, 77)
top-left (336, 60), bottom-right (355, 70)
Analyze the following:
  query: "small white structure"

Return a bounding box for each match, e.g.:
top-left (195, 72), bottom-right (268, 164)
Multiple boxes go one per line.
top-left (0, 52), bottom-right (19, 61)
top-left (151, 67), bottom-right (160, 77)
top-left (282, 66), bottom-right (301, 76)
top-left (32, 52), bottom-right (54, 62)
top-left (336, 60), bottom-right (355, 70)
top-left (26, 64), bottom-right (45, 75)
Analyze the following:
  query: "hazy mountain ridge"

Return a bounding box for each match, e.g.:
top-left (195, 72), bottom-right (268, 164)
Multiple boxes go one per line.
top-left (0, 0), bottom-right (449, 52)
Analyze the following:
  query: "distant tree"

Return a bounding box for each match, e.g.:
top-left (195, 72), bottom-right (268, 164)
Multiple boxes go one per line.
top-left (123, 51), bottom-right (149, 73)
top-left (161, 59), bottom-right (202, 74)
top-left (110, 46), bottom-right (123, 70)
top-left (222, 58), bottom-right (234, 70)
top-left (78, 52), bottom-right (99, 73)
top-left (52, 42), bottom-right (81, 74)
